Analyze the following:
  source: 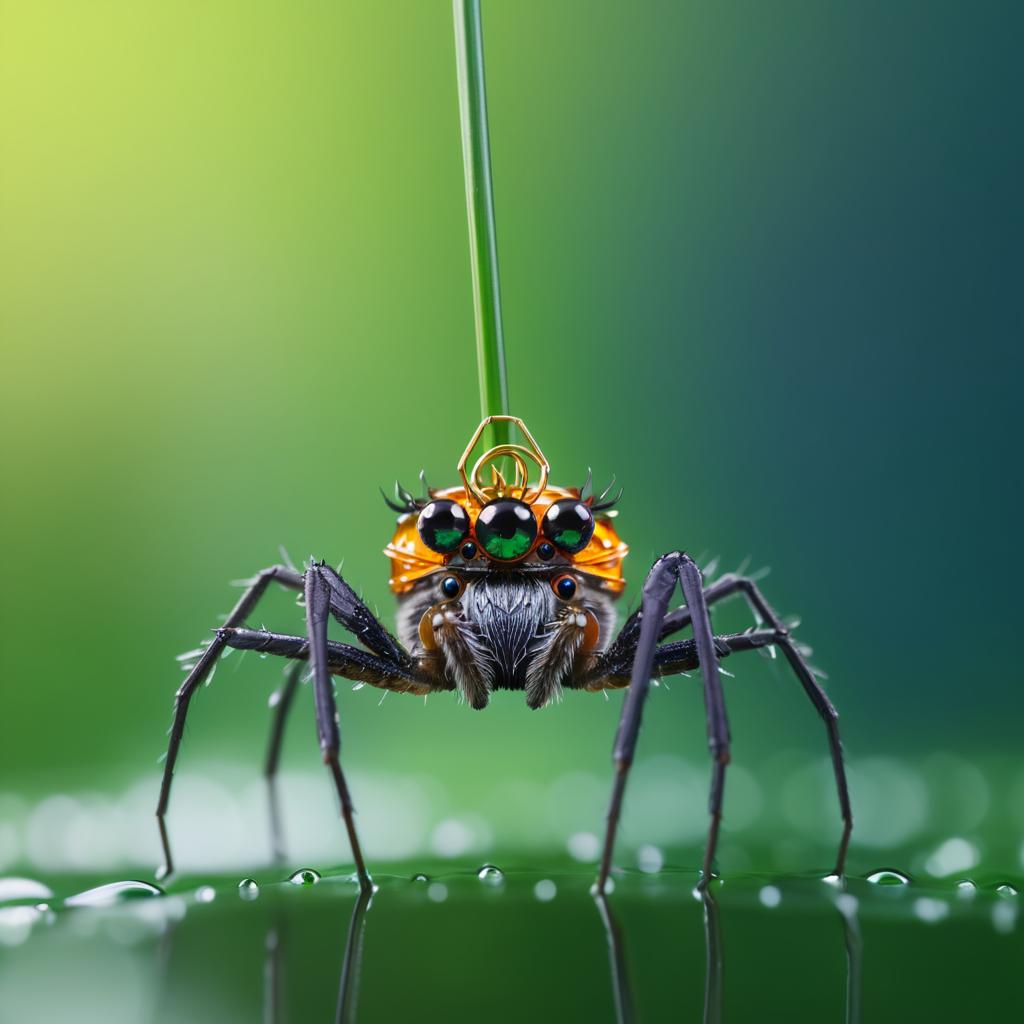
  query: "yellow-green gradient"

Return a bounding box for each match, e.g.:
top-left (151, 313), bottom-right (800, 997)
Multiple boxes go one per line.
top-left (1, 2), bottom-right (1021, 873)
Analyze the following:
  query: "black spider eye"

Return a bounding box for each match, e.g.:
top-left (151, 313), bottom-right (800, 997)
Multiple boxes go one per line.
top-left (460, 542), bottom-right (477, 560)
top-left (475, 498), bottom-right (538, 561)
top-left (440, 575), bottom-right (462, 599)
top-left (553, 574), bottom-right (577, 601)
top-left (536, 542), bottom-right (555, 561)
top-left (541, 499), bottom-right (594, 554)
top-left (417, 500), bottom-right (469, 554)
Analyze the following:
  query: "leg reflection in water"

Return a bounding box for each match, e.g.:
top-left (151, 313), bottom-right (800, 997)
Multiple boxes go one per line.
top-left (263, 887), bottom-right (372, 1024)
top-left (594, 883), bottom-right (862, 1024)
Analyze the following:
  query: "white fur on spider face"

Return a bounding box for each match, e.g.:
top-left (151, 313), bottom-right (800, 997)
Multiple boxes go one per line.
top-left (397, 573), bottom-right (617, 705)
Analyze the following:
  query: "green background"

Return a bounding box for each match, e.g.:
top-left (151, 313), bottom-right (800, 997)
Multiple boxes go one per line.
top-left (1, 0), bottom-right (1021, 883)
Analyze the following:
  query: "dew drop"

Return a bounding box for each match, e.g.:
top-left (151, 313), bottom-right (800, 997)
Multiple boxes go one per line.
top-left (821, 873), bottom-right (842, 888)
top-left (591, 878), bottom-right (616, 897)
top-left (427, 882), bottom-right (448, 903)
top-left (411, 873), bottom-right (430, 883)
top-left (477, 864), bottom-right (504, 885)
top-left (637, 845), bottom-right (664, 874)
top-left (65, 880), bottom-right (164, 908)
top-left (195, 886), bottom-right (216, 904)
top-left (996, 884), bottom-right (1019, 897)
top-left (913, 897), bottom-right (949, 923)
top-left (955, 879), bottom-right (977, 899)
top-left (289, 869), bottom-right (321, 886)
top-left (0, 877), bottom-right (53, 904)
top-left (533, 879), bottom-right (557, 902)
top-left (238, 878), bottom-right (260, 900)
top-left (758, 885), bottom-right (782, 908)
top-left (866, 869), bottom-right (911, 886)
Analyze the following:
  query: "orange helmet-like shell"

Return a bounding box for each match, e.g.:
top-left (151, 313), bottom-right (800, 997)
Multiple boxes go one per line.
top-left (385, 485), bottom-right (628, 596)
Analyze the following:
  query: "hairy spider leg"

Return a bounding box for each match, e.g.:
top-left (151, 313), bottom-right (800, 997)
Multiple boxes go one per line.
top-left (594, 568), bottom-right (853, 890)
top-left (653, 572), bottom-right (852, 875)
top-left (596, 552), bottom-right (728, 894)
top-left (155, 564), bottom-right (303, 879)
top-left (305, 565), bottom-right (373, 891)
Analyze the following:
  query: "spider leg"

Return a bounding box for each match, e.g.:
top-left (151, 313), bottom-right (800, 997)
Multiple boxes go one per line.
top-left (219, 627), bottom-right (434, 694)
top-left (306, 566), bottom-right (375, 892)
top-left (599, 571), bottom-right (853, 878)
top-left (597, 552), bottom-right (727, 894)
top-left (155, 564), bottom-right (303, 879)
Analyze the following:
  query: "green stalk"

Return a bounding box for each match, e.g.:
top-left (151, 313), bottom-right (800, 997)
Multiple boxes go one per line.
top-left (453, 0), bottom-right (511, 451)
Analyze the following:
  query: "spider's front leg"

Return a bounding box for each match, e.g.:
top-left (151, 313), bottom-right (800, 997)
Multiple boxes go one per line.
top-left (596, 552), bottom-right (728, 893)
top-left (156, 564), bottom-right (303, 879)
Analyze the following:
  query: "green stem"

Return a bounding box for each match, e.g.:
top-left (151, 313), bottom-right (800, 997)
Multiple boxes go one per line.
top-left (453, 0), bottom-right (511, 450)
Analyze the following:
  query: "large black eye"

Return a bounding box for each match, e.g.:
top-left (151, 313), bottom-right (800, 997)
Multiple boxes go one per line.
top-left (417, 500), bottom-right (469, 554)
top-left (440, 575), bottom-right (462, 599)
top-left (475, 498), bottom-right (538, 561)
top-left (541, 499), bottom-right (594, 554)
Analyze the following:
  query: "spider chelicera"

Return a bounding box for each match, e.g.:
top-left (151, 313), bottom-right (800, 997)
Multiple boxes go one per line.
top-left (155, 415), bottom-right (852, 891)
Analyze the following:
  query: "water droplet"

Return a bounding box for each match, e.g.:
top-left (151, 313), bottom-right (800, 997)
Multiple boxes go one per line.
top-left (289, 869), bottom-right (321, 886)
top-left (533, 879), bottom-right (557, 902)
top-left (155, 864), bottom-right (171, 883)
top-left (637, 844), bottom-right (664, 874)
top-left (477, 864), bottom-right (504, 885)
top-left (866, 869), bottom-right (911, 886)
top-left (758, 885), bottom-right (782, 908)
top-left (195, 886), bottom-right (216, 904)
top-left (955, 879), bottom-right (977, 899)
top-left (238, 879), bottom-right (260, 900)
top-left (992, 901), bottom-right (1017, 935)
top-left (0, 877), bottom-right (53, 904)
top-left (913, 897), bottom-right (949, 923)
top-left (65, 880), bottom-right (164, 908)
top-left (427, 882), bottom-right (448, 903)
top-left (996, 884), bottom-right (1018, 897)
top-left (567, 832), bottom-right (600, 862)
top-left (411, 873), bottom-right (429, 883)
top-left (591, 878), bottom-right (616, 896)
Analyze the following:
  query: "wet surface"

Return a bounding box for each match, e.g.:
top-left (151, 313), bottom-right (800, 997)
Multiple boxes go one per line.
top-left (1, 864), bottom-right (1021, 1022)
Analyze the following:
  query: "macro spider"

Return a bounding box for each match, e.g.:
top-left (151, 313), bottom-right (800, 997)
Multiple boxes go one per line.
top-left (156, 416), bottom-right (852, 891)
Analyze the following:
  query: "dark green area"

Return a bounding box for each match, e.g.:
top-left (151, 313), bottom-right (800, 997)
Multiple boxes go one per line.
top-left (1, 867), bottom-right (1020, 1023)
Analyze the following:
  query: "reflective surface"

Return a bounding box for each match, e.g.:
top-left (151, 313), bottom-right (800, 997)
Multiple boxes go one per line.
top-left (2, 864), bottom-right (1020, 1023)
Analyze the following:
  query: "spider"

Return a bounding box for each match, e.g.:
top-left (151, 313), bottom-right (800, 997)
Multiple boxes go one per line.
top-left (155, 416), bottom-right (852, 891)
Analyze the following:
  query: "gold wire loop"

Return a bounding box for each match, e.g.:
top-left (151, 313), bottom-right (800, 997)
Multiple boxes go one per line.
top-left (458, 416), bottom-right (550, 506)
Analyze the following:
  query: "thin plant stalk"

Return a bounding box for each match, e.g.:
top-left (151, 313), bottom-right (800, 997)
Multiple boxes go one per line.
top-left (453, 0), bottom-right (512, 451)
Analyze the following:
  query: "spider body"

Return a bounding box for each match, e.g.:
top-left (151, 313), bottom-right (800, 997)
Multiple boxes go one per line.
top-left (386, 484), bottom-right (625, 709)
top-left (155, 416), bottom-right (853, 892)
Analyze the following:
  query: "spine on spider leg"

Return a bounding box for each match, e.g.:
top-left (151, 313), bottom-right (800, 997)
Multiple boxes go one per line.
top-left (454, 0), bottom-right (513, 452)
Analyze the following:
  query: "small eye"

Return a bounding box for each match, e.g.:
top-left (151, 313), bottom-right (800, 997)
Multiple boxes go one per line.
top-left (440, 575), bottom-right (462, 599)
top-left (460, 542), bottom-right (478, 559)
top-left (417, 500), bottom-right (469, 554)
top-left (553, 574), bottom-right (577, 601)
top-left (536, 542), bottom-right (555, 561)
top-left (541, 499), bottom-right (595, 554)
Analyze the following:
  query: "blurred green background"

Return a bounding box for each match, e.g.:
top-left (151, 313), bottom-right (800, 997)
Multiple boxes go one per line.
top-left (1, 0), bottom-right (1021, 885)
